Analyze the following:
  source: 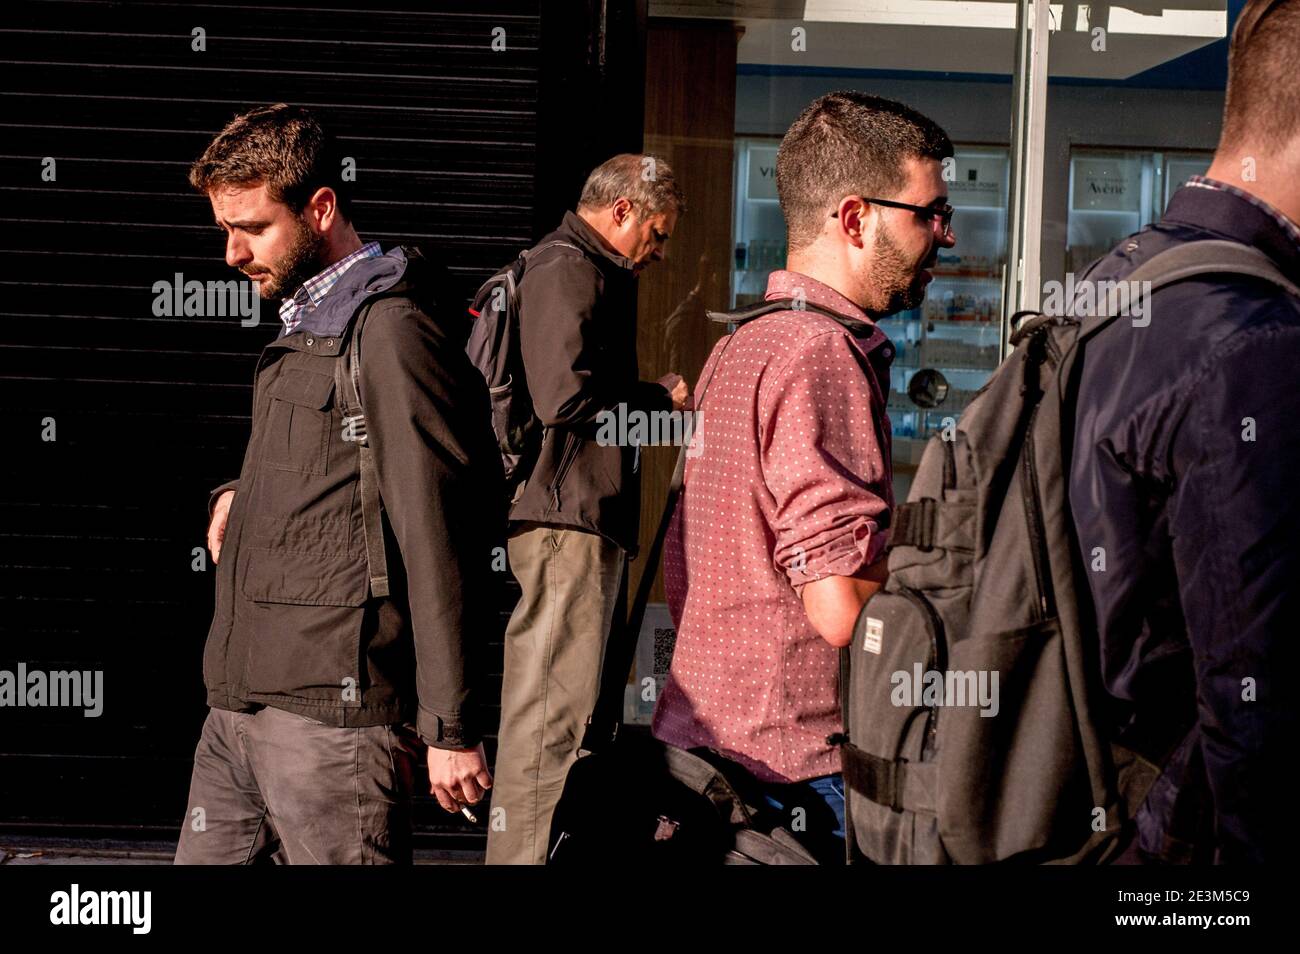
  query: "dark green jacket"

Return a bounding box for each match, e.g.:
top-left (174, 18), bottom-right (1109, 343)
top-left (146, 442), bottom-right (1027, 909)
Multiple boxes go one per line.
top-left (203, 247), bottom-right (504, 749)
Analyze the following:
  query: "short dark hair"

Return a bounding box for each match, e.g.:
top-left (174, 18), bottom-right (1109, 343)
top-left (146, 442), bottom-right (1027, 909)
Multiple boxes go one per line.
top-left (188, 104), bottom-right (353, 219)
top-left (1221, 0), bottom-right (1300, 150)
top-left (776, 91), bottom-right (953, 251)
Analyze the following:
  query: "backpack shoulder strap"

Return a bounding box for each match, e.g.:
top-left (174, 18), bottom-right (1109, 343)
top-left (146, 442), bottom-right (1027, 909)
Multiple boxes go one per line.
top-left (334, 307), bottom-right (390, 599)
top-left (1079, 239), bottom-right (1300, 340)
top-left (520, 239), bottom-right (582, 267)
top-left (706, 299), bottom-right (792, 325)
top-left (510, 240), bottom-right (583, 306)
top-left (707, 297), bottom-right (874, 335)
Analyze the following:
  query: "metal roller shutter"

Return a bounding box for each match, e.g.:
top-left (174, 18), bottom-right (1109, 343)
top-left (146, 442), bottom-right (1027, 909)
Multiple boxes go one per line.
top-left (0, 0), bottom-right (545, 851)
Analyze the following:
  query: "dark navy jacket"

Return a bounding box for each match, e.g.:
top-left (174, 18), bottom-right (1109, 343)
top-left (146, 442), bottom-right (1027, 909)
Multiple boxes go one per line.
top-left (1069, 184), bottom-right (1300, 863)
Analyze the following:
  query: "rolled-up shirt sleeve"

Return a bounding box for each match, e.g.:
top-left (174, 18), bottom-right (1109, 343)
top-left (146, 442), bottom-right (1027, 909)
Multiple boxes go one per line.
top-left (759, 330), bottom-right (892, 587)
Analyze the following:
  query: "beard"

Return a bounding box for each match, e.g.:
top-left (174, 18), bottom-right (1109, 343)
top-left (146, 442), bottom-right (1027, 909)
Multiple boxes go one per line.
top-left (244, 217), bottom-right (327, 300)
top-left (864, 223), bottom-right (931, 317)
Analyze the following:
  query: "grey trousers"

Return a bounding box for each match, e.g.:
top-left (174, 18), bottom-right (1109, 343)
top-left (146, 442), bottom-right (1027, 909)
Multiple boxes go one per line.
top-left (485, 524), bottom-right (624, 865)
top-left (174, 705), bottom-right (423, 865)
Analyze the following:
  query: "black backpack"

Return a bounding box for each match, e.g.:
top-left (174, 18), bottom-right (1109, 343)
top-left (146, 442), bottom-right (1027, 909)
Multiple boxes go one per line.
top-left (466, 240), bottom-right (580, 492)
top-left (838, 239), bottom-right (1300, 864)
top-left (548, 727), bottom-right (820, 865)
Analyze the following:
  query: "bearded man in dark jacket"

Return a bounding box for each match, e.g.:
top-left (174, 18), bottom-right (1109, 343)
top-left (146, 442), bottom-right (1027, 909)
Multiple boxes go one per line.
top-left (175, 104), bottom-right (502, 864)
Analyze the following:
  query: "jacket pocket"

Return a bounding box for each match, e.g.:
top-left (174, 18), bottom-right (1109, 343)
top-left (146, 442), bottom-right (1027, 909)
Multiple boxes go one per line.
top-left (240, 545), bottom-right (368, 606)
top-left (546, 430), bottom-right (581, 513)
top-left (238, 547), bottom-right (367, 704)
top-left (262, 368), bottom-right (334, 476)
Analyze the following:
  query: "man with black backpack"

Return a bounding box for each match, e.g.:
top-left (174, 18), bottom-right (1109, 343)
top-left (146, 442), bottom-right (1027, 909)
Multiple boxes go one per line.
top-left (1068, 0), bottom-right (1300, 864)
top-left (177, 105), bottom-right (503, 863)
top-left (482, 154), bottom-right (690, 865)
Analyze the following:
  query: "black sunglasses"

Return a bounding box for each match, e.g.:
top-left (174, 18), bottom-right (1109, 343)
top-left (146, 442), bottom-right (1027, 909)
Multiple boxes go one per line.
top-left (833, 198), bottom-right (954, 238)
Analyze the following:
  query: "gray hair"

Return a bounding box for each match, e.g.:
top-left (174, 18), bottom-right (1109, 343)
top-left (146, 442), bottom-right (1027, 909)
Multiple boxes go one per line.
top-left (577, 153), bottom-right (686, 216)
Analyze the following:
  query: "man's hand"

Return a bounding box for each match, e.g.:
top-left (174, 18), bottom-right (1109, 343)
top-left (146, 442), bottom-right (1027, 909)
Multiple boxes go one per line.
top-left (207, 490), bottom-right (235, 565)
top-left (658, 372), bottom-right (691, 411)
top-left (427, 743), bottom-right (493, 814)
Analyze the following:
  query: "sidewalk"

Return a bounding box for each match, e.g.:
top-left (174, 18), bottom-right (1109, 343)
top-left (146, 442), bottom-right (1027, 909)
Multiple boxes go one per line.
top-left (1, 837), bottom-right (482, 865)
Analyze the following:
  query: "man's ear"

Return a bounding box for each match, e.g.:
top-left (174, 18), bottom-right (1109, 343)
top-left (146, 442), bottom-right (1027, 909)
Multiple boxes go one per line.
top-left (611, 197), bottom-right (635, 228)
top-left (302, 186), bottom-right (340, 234)
top-left (836, 196), bottom-right (869, 249)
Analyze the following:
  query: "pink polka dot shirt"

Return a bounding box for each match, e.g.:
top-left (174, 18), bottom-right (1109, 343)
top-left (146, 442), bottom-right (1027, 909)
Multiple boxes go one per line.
top-left (651, 270), bottom-right (895, 783)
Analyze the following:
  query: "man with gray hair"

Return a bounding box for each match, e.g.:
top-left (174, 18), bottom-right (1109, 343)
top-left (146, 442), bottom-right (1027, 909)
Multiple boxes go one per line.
top-left (486, 153), bottom-right (690, 864)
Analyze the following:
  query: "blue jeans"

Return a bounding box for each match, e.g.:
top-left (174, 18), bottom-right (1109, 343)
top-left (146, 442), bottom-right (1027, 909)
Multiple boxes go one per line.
top-left (759, 773), bottom-right (846, 865)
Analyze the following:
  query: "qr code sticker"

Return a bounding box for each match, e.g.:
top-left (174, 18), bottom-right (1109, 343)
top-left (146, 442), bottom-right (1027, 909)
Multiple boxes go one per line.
top-left (653, 627), bottom-right (676, 676)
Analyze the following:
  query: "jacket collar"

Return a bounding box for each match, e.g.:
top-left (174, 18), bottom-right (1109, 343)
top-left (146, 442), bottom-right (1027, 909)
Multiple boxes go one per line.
top-left (278, 241), bottom-right (383, 333)
top-left (559, 210), bottom-right (638, 273)
top-left (1162, 184), bottom-right (1300, 284)
top-left (269, 246), bottom-right (413, 352)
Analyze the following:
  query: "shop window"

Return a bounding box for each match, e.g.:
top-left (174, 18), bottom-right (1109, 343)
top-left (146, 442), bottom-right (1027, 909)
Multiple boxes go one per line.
top-left (1066, 148), bottom-right (1212, 274)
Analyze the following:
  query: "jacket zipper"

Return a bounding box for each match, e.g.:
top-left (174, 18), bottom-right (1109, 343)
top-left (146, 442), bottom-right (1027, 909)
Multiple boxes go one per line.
top-left (1021, 414), bottom-right (1057, 620)
top-left (548, 431), bottom-right (580, 512)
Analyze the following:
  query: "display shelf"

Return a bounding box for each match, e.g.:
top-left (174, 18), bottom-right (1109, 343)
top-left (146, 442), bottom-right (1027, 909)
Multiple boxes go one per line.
top-left (919, 318), bottom-right (1002, 329)
top-left (889, 436), bottom-right (931, 467)
top-left (892, 363), bottom-right (997, 373)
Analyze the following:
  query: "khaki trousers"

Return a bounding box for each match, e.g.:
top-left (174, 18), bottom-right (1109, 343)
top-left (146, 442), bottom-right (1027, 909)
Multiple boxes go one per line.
top-left (485, 524), bottom-right (624, 864)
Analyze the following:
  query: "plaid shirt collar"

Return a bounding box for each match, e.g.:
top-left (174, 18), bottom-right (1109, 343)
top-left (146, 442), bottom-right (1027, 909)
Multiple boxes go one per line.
top-left (279, 241), bottom-right (383, 334)
top-left (1185, 175), bottom-right (1300, 251)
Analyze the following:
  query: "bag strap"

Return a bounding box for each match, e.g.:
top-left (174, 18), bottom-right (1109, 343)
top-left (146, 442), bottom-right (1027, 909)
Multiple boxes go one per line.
top-left (334, 307), bottom-right (390, 599)
top-left (521, 239), bottom-right (581, 264)
top-left (1079, 239), bottom-right (1300, 340)
top-left (495, 239), bottom-right (582, 315)
top-left (707, 297), bottom-right (875, 336)
top-left (1009, 239), bottom-right (1300, 347)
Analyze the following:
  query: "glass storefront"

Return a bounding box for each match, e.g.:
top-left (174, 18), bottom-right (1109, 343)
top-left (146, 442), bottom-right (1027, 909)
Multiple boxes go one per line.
top-left (1066, 149), bottom-right (1213, 273)
top-left (626, 0), bottom-right (1236, 720)
top-left (885, 145), bottom-right (1008, 474)
top-left (687, 10), bottom-right (1026, 502)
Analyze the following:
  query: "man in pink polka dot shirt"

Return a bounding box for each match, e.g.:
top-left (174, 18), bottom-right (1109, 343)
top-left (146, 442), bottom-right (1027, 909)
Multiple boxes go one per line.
top-left (652, 92), bottom-right (956, 863)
